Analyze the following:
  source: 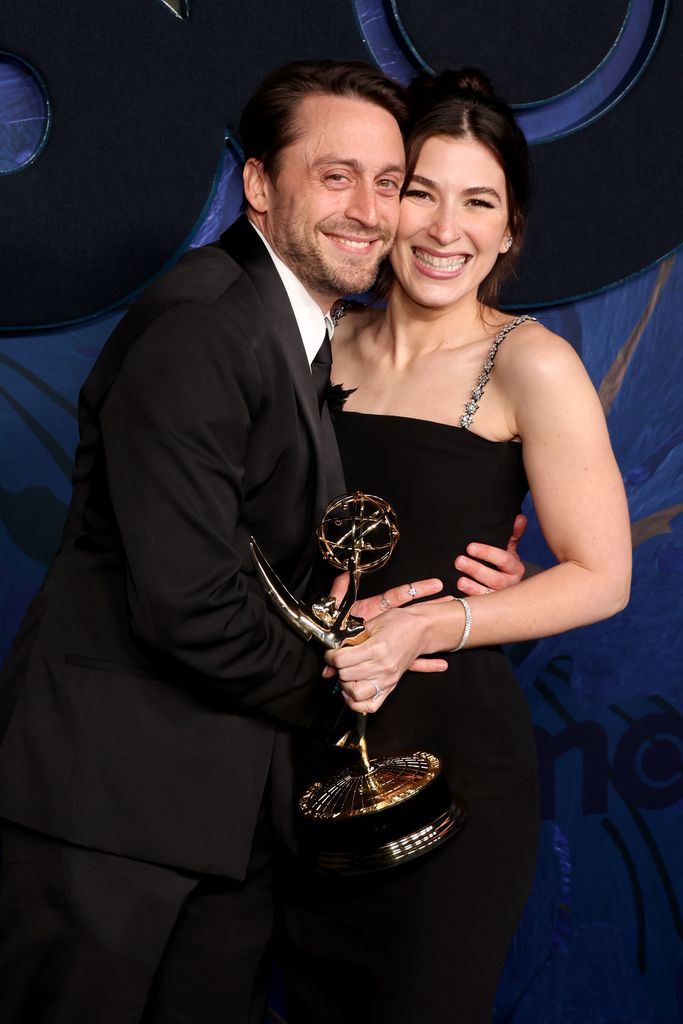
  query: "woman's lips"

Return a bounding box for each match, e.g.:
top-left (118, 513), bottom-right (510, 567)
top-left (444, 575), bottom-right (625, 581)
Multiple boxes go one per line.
top-left (411, 246), bottom-right (471, 275)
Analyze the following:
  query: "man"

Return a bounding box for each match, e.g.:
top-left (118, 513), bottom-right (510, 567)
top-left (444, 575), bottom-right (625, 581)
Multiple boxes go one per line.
top-left (0, 60), bottom-right (523, 1023)
top-left (0, 60), bottom-right (409, 1024)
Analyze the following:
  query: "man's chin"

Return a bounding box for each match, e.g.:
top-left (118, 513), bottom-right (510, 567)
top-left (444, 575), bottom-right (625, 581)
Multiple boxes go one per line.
top-left (320, 259), bottom-right (383, 298)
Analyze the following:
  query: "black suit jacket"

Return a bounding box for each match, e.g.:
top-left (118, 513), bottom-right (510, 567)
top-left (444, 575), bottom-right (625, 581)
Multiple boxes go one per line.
top-left (0, 217), bottom-right (345, 878)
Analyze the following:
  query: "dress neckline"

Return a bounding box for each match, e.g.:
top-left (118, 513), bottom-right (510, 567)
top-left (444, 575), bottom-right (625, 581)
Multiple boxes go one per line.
top-left (338, 409), bottom-right (522, 448)
top-left (330, 310), bottom-right (535, 439)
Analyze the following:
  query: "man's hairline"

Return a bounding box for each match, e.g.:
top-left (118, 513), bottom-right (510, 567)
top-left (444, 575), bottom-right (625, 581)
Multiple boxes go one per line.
top-left (266, 88), bottom-right (405, 183)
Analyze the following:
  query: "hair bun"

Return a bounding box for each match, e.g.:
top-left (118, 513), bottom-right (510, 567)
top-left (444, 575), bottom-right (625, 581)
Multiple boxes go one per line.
top-left (454, 68), bottom-right (496, 98)
top-left (408, 68), bottom-right (498, 114)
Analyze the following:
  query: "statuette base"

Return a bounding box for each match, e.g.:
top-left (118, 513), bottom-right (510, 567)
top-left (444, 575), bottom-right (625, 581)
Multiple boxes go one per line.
top-left (297, 752), bottom-right (467, 874)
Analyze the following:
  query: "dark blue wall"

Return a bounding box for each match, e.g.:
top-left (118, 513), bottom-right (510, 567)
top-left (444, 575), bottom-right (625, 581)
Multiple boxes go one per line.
top-left (1, 3), bottom-right (681, 1021)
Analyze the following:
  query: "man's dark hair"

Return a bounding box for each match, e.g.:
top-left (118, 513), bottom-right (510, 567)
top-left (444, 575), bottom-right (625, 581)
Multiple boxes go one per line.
top-left (239, 60), bottom-right (409, 181)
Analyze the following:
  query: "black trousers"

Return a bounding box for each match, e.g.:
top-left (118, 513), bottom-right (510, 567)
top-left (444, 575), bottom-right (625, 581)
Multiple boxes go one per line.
top-left (279, 787), bottom-right (539, 1024)
top-left (0, 815), bottom-right (275, 1024)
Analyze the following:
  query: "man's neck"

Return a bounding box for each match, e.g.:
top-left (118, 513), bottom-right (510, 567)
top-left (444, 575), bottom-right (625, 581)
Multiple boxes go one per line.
top-left (245, 217), bottom-right (335, 365)
top-left (246, 212), bottom-right (337, 314)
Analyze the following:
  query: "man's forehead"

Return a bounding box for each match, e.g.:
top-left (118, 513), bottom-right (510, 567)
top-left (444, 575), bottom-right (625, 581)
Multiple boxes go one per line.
top-left (291, 93), bottom-right (405, 169)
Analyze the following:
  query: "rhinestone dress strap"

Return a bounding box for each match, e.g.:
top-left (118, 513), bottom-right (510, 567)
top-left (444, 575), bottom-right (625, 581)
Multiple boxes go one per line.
top-left (460, 314), bottom-right (537, 429)
top-left (331, 299), bottom-right (364, 325)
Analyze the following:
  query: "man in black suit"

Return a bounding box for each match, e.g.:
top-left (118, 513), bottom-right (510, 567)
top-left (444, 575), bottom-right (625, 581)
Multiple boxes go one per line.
top-left (0, 61), bottom-right (412, 1023)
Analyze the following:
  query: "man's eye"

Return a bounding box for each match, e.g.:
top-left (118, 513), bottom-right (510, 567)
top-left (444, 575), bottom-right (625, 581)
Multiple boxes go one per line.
top-left (325, 173), bottom-right (349, 185)
top-left (377, 178), bottom-right (400, 192)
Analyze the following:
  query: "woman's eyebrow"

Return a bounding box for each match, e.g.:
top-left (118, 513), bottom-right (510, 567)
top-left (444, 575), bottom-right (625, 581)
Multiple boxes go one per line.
top-left (407, 173), bottom-right (439, 189)
top-left (463, 186), bottom-right (502, 201)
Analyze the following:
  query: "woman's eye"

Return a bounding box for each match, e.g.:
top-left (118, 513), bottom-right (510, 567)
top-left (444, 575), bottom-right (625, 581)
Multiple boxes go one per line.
top-left (404, 189), bottom-right (431, 201)
top-left (467, 198), bottom-right (494, 208)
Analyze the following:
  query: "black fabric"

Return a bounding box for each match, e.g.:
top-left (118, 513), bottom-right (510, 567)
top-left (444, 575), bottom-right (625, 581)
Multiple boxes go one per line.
top-left (281, 789), bottom-right (538, 1024)
top-left (311, 331), bottom-right (332, 412)
top-left (0, 217), bottom-right (345, 878)
top-left (0, 817), bottom-right (275, 1024)
top-left (313, 411), bottom-right (537, 801)
top-left (285, 400), bottom-right (538, 1019)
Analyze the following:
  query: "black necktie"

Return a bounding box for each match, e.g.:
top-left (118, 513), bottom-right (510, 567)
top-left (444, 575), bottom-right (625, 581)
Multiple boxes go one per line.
top-left (311, 330), bottom-right (332, 413)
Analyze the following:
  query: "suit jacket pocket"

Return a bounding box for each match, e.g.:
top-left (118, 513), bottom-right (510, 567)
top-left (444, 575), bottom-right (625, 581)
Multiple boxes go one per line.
top-left (64, 653), bottom-right (163, 682)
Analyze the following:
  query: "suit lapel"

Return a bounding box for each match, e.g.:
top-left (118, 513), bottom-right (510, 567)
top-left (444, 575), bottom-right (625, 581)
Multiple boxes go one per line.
top-left (220, 217), bottom-right (345, 516)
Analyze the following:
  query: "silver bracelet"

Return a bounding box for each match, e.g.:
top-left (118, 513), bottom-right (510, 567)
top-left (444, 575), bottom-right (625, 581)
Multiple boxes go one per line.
top-left (452, 597), bottom-right (472, 651)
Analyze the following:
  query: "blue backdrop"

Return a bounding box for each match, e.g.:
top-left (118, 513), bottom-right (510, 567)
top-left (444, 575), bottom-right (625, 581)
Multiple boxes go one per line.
top-left (1, 3), bottom-right (681, 1021)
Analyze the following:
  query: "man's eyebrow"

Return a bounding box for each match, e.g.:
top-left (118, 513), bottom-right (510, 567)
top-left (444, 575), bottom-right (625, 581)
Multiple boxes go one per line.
top-left (311, 156), bottom-right (405, 175)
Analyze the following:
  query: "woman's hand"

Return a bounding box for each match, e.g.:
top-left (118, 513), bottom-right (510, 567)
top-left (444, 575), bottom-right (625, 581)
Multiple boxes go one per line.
top-left (324, 575), bottom-right (450, 691)
top-left (328, 572), bottom-right (443, 619)
top-left (324, 602), bottom-right (454, 713)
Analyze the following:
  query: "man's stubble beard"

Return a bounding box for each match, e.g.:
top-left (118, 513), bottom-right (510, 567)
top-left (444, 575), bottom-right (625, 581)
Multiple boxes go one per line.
top-left (274, 216), bottom-right (394, 299)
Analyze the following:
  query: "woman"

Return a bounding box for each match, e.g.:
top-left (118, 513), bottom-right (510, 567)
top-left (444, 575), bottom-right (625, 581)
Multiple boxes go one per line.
top-left (281, 70), bottom-right (631, 1024)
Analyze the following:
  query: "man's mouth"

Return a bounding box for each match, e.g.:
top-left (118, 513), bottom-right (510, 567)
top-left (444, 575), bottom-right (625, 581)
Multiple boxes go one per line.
top-left (324, 233), bottom-right (380, 254)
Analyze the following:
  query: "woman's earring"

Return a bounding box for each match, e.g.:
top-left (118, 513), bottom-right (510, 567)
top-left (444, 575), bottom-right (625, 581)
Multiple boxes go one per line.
top-left (503, 236), bottom-right (513, 252)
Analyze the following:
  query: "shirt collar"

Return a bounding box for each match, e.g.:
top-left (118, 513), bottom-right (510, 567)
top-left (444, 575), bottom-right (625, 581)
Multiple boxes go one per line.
top-left (248, 221), bottom-right (334, 366)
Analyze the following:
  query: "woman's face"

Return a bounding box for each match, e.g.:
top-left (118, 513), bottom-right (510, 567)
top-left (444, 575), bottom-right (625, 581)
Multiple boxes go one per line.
top-left (390, 135), bottom-right (510, 311)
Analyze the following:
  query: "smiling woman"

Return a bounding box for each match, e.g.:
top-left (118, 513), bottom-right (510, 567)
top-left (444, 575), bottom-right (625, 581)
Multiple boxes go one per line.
top-left (392, 135), bottom-right (511, 309)
top-left (282, 68), bottom-right (632, 1024)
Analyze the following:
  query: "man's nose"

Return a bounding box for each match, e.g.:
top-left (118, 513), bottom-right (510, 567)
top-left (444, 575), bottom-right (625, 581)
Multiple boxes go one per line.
top-left (345, 181), bottom-right (380, 227)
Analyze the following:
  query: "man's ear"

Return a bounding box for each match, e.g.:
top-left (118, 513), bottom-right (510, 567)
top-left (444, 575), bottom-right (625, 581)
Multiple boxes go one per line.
top-left (243, 158), bottom-right (269, 213)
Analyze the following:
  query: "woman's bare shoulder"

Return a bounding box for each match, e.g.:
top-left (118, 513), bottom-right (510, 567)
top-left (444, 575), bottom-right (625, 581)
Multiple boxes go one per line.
top-left (331, 301), bottom-right (383, 349)
top-left (494, 317), bottom-right (585, 384)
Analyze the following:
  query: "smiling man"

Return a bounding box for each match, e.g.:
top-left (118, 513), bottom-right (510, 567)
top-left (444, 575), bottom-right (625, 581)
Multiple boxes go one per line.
top-left (243, 91), bottom-right (404, 303)
top-left (0, 61), bottom-right (410, 1024)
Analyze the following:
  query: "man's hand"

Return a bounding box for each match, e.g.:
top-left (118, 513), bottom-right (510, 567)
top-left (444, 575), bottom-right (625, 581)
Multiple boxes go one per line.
top-left (454, 514), bottom-right (527, 596)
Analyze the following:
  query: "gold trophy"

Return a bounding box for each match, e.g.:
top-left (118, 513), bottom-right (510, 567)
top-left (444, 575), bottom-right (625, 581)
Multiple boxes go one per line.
top-left (250, 491), bottom-right (467, 873)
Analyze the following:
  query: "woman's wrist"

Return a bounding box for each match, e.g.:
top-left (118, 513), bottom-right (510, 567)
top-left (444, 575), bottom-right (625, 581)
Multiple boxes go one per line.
top-left (410, 599), bottom-right (470, 654)
top-left (450, 597), bottom-right (471, 651)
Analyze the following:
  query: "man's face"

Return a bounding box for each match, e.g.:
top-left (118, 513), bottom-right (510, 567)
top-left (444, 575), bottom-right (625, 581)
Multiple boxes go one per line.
top-left (249, 94), bottom-right (405, 308)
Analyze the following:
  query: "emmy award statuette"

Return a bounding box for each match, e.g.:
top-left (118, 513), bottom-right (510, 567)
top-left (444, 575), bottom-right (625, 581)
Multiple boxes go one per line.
top-left (250, 492), bottom-right (467, 873)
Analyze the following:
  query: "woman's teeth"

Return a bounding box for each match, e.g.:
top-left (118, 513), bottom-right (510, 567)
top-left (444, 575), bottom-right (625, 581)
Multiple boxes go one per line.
top-left (413, 249), bottom-right (467, 271)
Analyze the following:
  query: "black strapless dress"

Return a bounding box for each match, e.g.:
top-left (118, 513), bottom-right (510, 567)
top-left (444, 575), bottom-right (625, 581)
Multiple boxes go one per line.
top-left (281, 318), bottom-right (540, 1024)
top-left (334, 410), bottom-right (537, 803)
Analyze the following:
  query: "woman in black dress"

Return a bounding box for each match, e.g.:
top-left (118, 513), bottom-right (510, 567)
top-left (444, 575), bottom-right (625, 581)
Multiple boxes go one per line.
top-left (282, 70), bottom-right (631, 1024)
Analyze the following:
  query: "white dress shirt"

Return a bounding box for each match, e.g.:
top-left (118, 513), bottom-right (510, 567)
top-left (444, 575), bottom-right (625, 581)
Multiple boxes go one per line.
top-left (248, 221), bottom-right (334, 367)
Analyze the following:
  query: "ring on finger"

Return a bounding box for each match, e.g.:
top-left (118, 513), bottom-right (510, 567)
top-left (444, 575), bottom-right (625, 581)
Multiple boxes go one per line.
top-left (369, 679), bottom-right (382, 700)
top-left (407, 583), bottom-right (417, 598)
top-left (379, 593), bottom-right (391, 610)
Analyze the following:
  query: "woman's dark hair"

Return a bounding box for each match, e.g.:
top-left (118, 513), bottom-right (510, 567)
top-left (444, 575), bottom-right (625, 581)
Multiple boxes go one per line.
top-left (239, 60), bottom-right (410, 182)
top-left (377, 68), bottom-right (530, 307)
